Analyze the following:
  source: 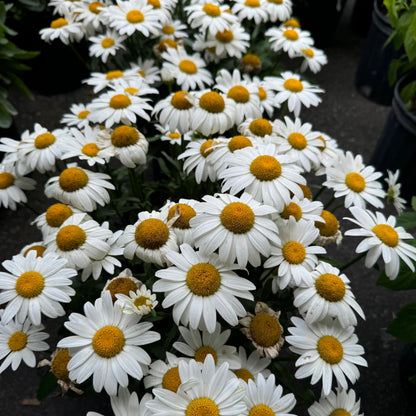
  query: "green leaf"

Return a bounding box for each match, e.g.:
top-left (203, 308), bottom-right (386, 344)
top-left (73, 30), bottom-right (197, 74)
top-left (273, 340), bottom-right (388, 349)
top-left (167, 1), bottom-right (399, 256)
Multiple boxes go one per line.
top-left (36, 371), bottom-right (57, 401)
top-left (412, 196), bottom-right (416, 211)
top-left (388, 57), bottom-right (405, 86)
top-left (387, 302), bottom-right (416, 342)
top-left (404, 12), bottom-right (416, 62)
top-left (396, 211), bottom-right (416, 228)
top-left (0, 102), bottom-right (13, 128)
top-left (377, 264), bottom-right (416, 290)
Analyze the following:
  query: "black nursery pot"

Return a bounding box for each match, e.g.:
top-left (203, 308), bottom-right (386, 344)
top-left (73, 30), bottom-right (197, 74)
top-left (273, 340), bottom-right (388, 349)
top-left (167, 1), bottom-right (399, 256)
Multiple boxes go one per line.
top-left (370, 73), bottom-right (416, 201)
top-left (399, 343), bottom-right (416, 411)
top-left (354, 0), bottom-right (402, 106)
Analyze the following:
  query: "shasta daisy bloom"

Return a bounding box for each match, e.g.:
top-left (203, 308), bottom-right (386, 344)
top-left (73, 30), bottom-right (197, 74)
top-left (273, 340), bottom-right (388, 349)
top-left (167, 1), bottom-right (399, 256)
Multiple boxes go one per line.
top-left (155, 243), bottom-right (255, 332)
top-left (264, 0), bottom-right (292, 22)
top-left (215, 69), bottom-right (261, 124)
top-left (293, 261), bottom-right (365, 327)
top-left (89, 30), bottom-right (127, 63)
top-left (264, 217), bottom-right (326, 290)
top-left (344, 206), bottom-right (416, 279)
top-left (265, 25), bottom-right (313, 58)
top-left (278, 195), bottom-right (323, 224)
top-left (232, 0), bottom-right (269, 24)
top-left (84, 68), bottom-right (141, 93)
top-left (58, 290), bottom-right (161, 396)
top-left (118, 209), bottom-right (179, 266)
top-left (172, 324), bottom-right (241, 369)
top-left (60, 103), bottom-right (92, 129)
top-left (44, 213), bottom-right (113, 270)
top-left (308, 387), bottom-right (364, 416)
top-left (0, 251), bottom-right (76, 325)
top-left (315, 209), bottom-right (343, 247)
top-left (0, 137), bottom-right (30, 176)
top-left (19, 242), bottom-right (47, 258)
top-left (115, 284), bottom-right (158, 316)
top-left (385, 169), bottom-right (406, 215)
top-left (155, 124), bottom-right (192, 146)
top-left (102, 269), bottom-right (142, 302)
top-left (44, 163), bottom-right (115, 212)
top-left (147, 355), bottom-right (246, 416)
top-left (234, 346), bottom-right (271, 384)
top-left (191, 193), bottom-right (279, 268)
top-left (299, 46), bottom-right (328, 73)
top-left (128, 58), bottom-right (161, 85)
top-left (323, 151), bottom-right (385, 209)
top-left (238, 117), bottom-right (277, 139)
top-left (269, 71), bottom-right (324, 117)
top-left (48, 0), bottom-right (81, 14)
top-left (219, 143), bottom-right (306, 211)
top-left (273, 116), bottom-right (322, 172)
top-left (0, 163), bottom-right (36, 210)
top-left (244, 373), bottom-right (296, 416)
top-left (73, 0), bottom-right (109, 31)
top-left (40, 14), bottom-right (85, 45)
top-left (0, 317), bottom-right (49, 373)
top-left (312, 132), bottom-right (340, 175)
top-left (153, 90), bottom-right (195, 134)
top-left (240, 53), bottom-right (262, 74)
top-left (251, 76), bottom-right (277, 118)
top-left (286, 316), bottom-right (367, 396)
top-left (159, 18), bottom-right (187, 39)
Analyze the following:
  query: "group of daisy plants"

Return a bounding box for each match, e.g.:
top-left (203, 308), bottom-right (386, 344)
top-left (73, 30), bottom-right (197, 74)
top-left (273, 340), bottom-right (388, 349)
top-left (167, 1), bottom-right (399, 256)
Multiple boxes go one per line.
top-left (0, 0), bottom-right (415, 415)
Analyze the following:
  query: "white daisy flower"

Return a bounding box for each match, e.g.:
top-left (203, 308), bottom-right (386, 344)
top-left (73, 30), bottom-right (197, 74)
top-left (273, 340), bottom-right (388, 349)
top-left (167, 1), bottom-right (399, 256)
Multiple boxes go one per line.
top-left (238, 117), bottom-right (277, 139)
top-left (286, 316), bottom-right (367, 396)
top-left (234, 346), bottom-right (271, 384)
top-left (299, 46), bottom-right (328, 73)
top-left (101, 269), bottom-right (142, 302)
top-left (0, 251), bottom-right (76, 325)
top-left (147, 355), bottom-right (246, 416)
top-left (172, 324), bottom-right (241, 369)
top-left (118, 209), bottom-right (179, 266)
top-left (60, 103), bottom-right (91, 129)
top-left (44, 163), bottom-right (115, 212)
top-left (19, 242), bottom-right (47, 258)
top-left (40, 14), bottom-right (85, 45)
top-left (294, 261), bottom-right (365, 327)
top-left (84, 68), bottom-right (138, 94)
top-left (323, 151), bottom-right (385, 209)
top-left (385, 169), bottom-right (407, 215)
top-left (264, 217), bottom-right (326, 290)
top-left (44, 213), bottom-right (113, 270)
top-left (265, 25), bottom-right (314, 58)
top-left (155, 124), bottom-right (192, 146)
top-left (128, 58), bottom-right (161, 85)
top-left (0, 162), bottom-right (36, 210)
top-left (73, 0), bottom-right (110, 31)
top-left (219, 142), bottom-right (306, 211)
top-left (154, 243), bottom-right (255, 332)
top-left (0, 317), bottom-right (49, 373)
top-left (308, 387), bottom-right (364, 416)
top-left (191, 193), bottom-right (279, 268)
top-left (48, 0), bottom-right (81, 14)
top-left (88, 30), bottom-right (127, 63)
top-left (58, 290), bottom-right (161, 396)
top-left (312, 132), bottom-right (340, 175)
top-left (344, 206), bottom-right (416, 280)
top-left (158, 18), bottom-right (187, 39)
top-left (232, 0), bottom-right (269, 24)
top-left (244, 373), bottom-right (296, 416)
top-left (251, 75), bottom-right (277, 118)
top-left (0, 137), bottom-right (30, 175)
top-left (115, 284), bottom-right (158, 316)
top-left (264, 0), bottom-right (292, 22)
top-left (277, 195), bottom-right (323, 224)
top-left (268, 71), bottom-right (324, 117)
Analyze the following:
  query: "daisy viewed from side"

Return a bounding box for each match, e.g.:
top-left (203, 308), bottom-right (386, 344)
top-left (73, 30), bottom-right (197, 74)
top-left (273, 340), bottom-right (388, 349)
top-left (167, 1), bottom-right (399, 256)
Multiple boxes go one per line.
top-left (314, 209), bottom-right (343, 247)
top-left (39, 14), bottom-right (84, 45)
top-left (265, 25), bottom-right (313, 58)
top-left (384, 169), bottom-right (406, 215)
top-left (102, 269), bottom-right (142, 302)
top-left (60, 103), bottom-right (91, 129)
top-left (299, 46), bottom-right (328, 74)
top-left (277, 195), bottom-right (324, 224)
top-left (234, 346), bottom-right (271, 384)
top-left (264, 0), bottom-right (292, 22)
top-left (58, 291), bottom-right (161, 395)
top-left (232, 0), bottom-right (269, 24)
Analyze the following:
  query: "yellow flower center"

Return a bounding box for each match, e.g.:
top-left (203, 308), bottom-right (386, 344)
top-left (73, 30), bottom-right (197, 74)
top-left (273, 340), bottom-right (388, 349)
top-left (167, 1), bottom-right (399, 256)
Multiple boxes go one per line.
top-left (8, 331), bottom-right (27, 352)
top-left (283, 29), bottom-right (299, 41)
top-left (111, 125), bottom-right (139, 147)
top-left (249, 404), bottom-right (275, 416)
top-left (171, 91), bottom-right (193, 110)
top-left (106, 70), bottom-right (124, 80)
top-left (283, 78), bottom-right (303, 92)
top-left (282, 241), bottom-right (306, 264)
top-left (101, 37), bottom-right (115, 48)
top-left (162, 367), bottom-right (181, 392)
top-left (82, 143), bottom-right (100, 157)
top-left (317, 335), bottom-right (343, 364)
top-left (281, 202), bottom-right (302, 221)
top-left (106, 277), bottom-right (138, 302)
top-left (215, 29), bottom-right (234, 43)
top-left (372, 224), bottom-right (399, 247)
top-left (148, 0), bottom-right (160, 8)
top-left (126, 10), bottom-right (144, 23)
top-left (315, 210), bottom-right (339, 237)
top-left (92, 325), bottom-right (125, 358)
top-left (23, 245), bottom-right (46, 257)
top-left (168, 203), bottom-right (196, 229)
top-left (78, 110), bottom-right (90, 119)
top-left (299, 183), bottom-right (312, 199)
top-left (284, 18), bottom-right (300, 28)
top-left (46, 203), bottom-right (73, 227)
top-left (200, 139), bottom-right (215, 158)
top-left (242, 54), bottom-right (261, 67)
top-left (302, 48), bottom-right (315, 58)
top-left (0, 172), bottom-right (15, 189)
top-left (329, 410), bottom-right (351, 416)
top-left (194, 346), bottom-right (218, 364)
top-left (56, 225), bottom-right (86, 252)
top-left (135, 218), bottom-right (170, 250)
top-left (34, 132), bottom-right (56, 149)
top-left (138, 70), bottom-right (146, 77)
top-left (59, 167), bottom-right (88, 192)
top-left (249, 118), bottom-right (272, 136)
top-left (168, 132), bottom-right (181, 140)
top-left (258, 87), bottom-right (267, 101)
top-left (234, 368), bottom-right (254, 383)
top-left (315, 273), bottom-right (346, 302)
top-left (245, 0), bottom-right (260, 7)
top-left (50, 18), bottom-right (68, 28)
top-left (203, 4), bottom-right (221, 17)
top-left (51, 348), bottom-right (71, 382)
top-left (199, 91), bottom-right (225, 113)
top-left (15, 271), bottom-right (44, 298)
top-left (288, 132), bottom-right (307, 150)
top-left (186, 263), bottom-right (221, 296)
top-left (179, 60), bottom-right (198, 74)
top-left (158, 38), bottom-right (177, 52)
top-left (220, 202), bottom-right (255, 234)
top-left (109, 94), bottom-right (131, 109)
top-left (249, 313), bottom-right (281, 347)
top-left (268, 0), bottom-right (283, 3)
top-left (250, 155), bottom-right (282, 181)
top-left (186, 398), bottom-right (219, 416)
top-left (316, 135), bottom-right (326, 150)
top-left (89, 1), bottom-right (103, 13)
top-left (227, 85), bottom-right (250, 103)
top-left (228, 135), bottom-right (252, 152)
top-left (162, 25), bottom-right (175, 34)
top-left (125, 87), bottom-right (139, 95)
top-left (345, 172), bottom-right (366, 193)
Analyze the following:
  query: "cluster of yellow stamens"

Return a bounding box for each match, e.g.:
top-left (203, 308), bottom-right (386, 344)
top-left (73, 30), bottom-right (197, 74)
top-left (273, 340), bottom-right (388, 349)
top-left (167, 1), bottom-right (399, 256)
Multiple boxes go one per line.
top-left (186, 263), bottom-right (221, 296)
top-left (0, 172), bottom-right (15, 189)
top-left (8, 331), bottom-right (27, 352)
top-left (171, 91), bottom-right (193, 110)
top-left (249, 313), bottom-right (281, 347)
top-left (199, 92), bottom-right (225, 113)
top-left (111, 125), bottom-right (139, 147)
top-left (106, 277), bottom-right (138, 302)
top-left (126, 10), bottom-right (144, 23)
top-left (92, 325), bottom-right (125, 358)
top-left (56, 225), bottom-right (86, 252)
top-left (15, 271), bottom-right (44, 298)
top-left (186, 398), bottom-right (219, 416)
top-left (372, 224), bottom-right (399, 247)
top-left (168, 203), bottom-right (196, 229)
top-left (135, 218), bottom-right (170, 249)
top-left (220, 202), bottom-right (255, 234)
top-left (59, 167), bottom-right (88, 192)
top-left (249, 119), bottom-right (272, 137)
top-left (315, 273), bottom-right (346, 302)
top-left (250, 155), bottom-right (281, 181)
top-left (345, 172), bottom-right (366, 193)
top-left (249, 404), bottom-right (275, 416)
top-left (282, 241), bottom-right (306, 264)
top-left (34, 132), bottom-right (56, 149)
top-left (317, 335), bottom-right (343, 364)
top-left (162, 367), bottom-right (181, 392)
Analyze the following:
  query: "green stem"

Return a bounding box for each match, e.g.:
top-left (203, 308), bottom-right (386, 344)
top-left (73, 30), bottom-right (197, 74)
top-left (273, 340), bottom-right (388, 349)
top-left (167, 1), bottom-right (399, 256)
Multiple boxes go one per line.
top-left (339, 252), bottom-right (366, 272)
top-left (324, 196), bottom-right (336, 210)
top-left (312, 185), bottom-right (325, 201)
top-left (331, 202), bottom-right (345, 213)
top-left (128, 168), bottom-right (141, 200)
